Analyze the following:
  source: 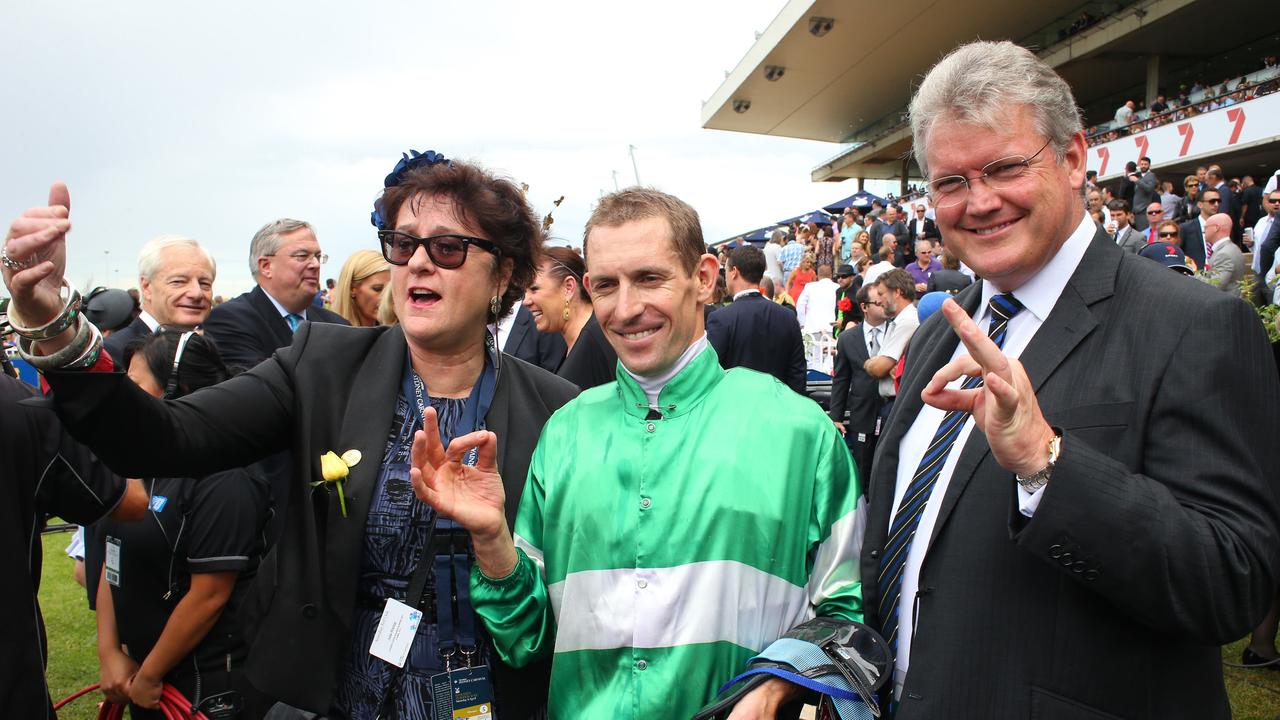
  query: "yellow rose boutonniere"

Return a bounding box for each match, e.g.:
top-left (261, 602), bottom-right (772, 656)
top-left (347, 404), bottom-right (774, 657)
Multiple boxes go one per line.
top-left (314, 449), bottom-right (362, 518)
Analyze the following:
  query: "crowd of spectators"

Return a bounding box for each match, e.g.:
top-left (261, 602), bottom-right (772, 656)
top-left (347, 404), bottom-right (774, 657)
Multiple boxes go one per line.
top-left (1086, 56), bottom-right (1280, 144)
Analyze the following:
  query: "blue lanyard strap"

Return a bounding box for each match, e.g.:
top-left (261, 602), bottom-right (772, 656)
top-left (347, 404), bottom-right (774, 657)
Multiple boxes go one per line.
top-left (398, 335), bottom-right (498, 663)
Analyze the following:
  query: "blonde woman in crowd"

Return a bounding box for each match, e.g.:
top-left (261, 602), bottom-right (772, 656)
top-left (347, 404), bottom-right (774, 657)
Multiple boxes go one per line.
top-left (331, 249), bottom-right (390, 327)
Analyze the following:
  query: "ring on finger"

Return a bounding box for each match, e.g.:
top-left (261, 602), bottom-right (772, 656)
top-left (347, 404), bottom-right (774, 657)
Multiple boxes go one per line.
top-left (1, 246), bottom-right (36, 270)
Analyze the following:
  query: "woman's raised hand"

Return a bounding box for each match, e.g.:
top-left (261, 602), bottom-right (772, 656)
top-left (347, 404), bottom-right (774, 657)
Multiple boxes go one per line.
top-left (3, 182), bottom-right (72, 327)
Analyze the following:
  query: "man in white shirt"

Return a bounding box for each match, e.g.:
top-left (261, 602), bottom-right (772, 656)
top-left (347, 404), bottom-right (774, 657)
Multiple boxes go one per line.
top-left (861, 40), bottom-right (1279, 719)
top-left (1253, 189), bottom-right (1280, 275)
top-left (1113, 99), bottom-right (1135, 126)
top-left (862, 269), bottom-right (918, 405)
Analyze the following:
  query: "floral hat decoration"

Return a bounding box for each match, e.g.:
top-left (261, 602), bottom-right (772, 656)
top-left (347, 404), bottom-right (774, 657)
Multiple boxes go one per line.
top-left (370, 149), bottom-right (452, 230)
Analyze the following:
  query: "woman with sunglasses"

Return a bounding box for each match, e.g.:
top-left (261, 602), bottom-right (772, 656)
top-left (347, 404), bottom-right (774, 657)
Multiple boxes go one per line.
top-left (4, 152), bottom-right (577, 720)
top-left (95, 329), bottom-right (271, 719)
top-left (521, 246), bottom-right (617, 389)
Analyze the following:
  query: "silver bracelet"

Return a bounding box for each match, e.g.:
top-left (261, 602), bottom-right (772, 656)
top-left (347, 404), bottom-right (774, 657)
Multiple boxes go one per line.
top-left (17, 314), bottom-right (95, 369)
top-left (8, 279), bottom-right (83, 342)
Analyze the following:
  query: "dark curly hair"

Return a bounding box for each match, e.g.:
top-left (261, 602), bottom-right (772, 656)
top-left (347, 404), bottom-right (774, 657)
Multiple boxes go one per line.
top-left (378, 160), bottom-right (543, 318)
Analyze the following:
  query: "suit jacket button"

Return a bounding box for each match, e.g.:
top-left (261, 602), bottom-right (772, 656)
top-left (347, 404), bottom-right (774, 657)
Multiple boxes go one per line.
top-left (1071, 561), bottom-right (1086, 573)
top-left (302, 603), bottom-right (318, 619)
top-left (1083, 569), bottom-right (1099, 581)
top-left (870, 549), bottom-right (880, 559)
top-left (1048, 544), bottom-right (1063, 558)
top-left (1058, 551), bottom-right (1073, 564)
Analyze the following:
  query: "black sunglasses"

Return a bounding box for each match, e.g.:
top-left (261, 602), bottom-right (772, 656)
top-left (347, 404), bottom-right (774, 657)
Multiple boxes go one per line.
top-left (1159, 231), bottom-right (1178, 237)
top-left (377, 231), bottom-right (500, 268)
top-left (1203, 198), bottom-right (1221, 204)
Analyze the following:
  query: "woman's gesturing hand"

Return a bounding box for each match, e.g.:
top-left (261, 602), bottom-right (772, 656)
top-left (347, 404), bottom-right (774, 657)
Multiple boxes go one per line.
top-left (410, 405), bottom-right (508, 540)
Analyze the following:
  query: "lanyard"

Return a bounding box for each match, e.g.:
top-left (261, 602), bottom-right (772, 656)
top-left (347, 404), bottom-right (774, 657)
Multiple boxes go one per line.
top-left (398, 333), bottom-right (498, 666)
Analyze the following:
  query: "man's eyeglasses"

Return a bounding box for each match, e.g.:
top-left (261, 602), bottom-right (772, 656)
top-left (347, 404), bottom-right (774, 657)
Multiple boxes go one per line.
top-left (926, 139), bottom-right (1052, 209)
top-left (378, 231), bottom-right (500, 268)
top-left (1146, 209), bottom-right (1163, 214)
top-left (267, 251), bottom-right (328, 264)
top-left (1159, 231), bottom-right (1178, 238)
top-left (1202, 198), bottom-right (1221, 204)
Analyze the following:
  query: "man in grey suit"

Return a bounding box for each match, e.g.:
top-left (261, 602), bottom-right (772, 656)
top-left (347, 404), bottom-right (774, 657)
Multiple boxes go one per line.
top-left (861, 40), bottom-right (1279, 719)
top-left (1104, 199), bottom-right (1145, 254)
top-left (1203, 212), bottom-right (1246, 295)
top-left (1131, 156), bottom-right (1159, 230)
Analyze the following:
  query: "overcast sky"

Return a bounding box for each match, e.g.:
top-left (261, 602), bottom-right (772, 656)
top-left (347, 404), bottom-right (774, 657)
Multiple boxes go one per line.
top-left (0, 1), bottom-right (887, 296)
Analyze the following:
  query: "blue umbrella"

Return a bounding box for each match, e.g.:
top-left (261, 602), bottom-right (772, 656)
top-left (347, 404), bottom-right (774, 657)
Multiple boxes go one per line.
top-left (776, 209), bottom-right (834, 226)
top-left (715, 224), bottom-right (779, 247)
top-left (823, 190), bottom-right (886, 214)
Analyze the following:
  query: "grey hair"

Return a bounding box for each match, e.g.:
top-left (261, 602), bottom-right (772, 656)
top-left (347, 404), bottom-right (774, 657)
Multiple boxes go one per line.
top-left (249, 218), bottom-right (314, 278)
top-left (137, 234), bottom-right (216, 281)
top-left (909, 41), bottom-right (1083, 178)
top-left (770, 229), bottom-right (787, 245)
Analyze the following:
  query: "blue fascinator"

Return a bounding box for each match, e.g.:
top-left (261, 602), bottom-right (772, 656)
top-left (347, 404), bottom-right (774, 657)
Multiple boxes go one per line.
top-left (370, 149), bottom-right (453, 229)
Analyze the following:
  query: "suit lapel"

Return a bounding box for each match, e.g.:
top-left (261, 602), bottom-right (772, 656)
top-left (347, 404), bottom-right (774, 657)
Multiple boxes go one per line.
top-left (485, 356), bottom-right (524, 531)
top-left (249, 286), bottom-right (296, 348)
top-left (323, 326), bottom-right (407, 630)
top-left (506, 307), bottom-right (534, 357)
top-left (923, 234), bottom-right (1116, 556)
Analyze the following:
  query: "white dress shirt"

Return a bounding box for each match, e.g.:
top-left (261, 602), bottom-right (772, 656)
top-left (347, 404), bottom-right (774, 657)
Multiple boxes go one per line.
top-left (1253, 214), bottom-right (1276, 274)
top-left (491, 304), bottom-right (519, 351)
top-left (262, 288), bottom-right (308, 322)
top-left (138, 310), bottom-right (161, 332)
top-left (887, 213), bottom-right (1094, 690)
top-left (876, 303), bottom-right (918, 399)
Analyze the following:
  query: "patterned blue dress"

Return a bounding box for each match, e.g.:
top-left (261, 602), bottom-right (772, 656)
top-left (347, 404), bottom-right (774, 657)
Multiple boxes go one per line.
top-left (333, 390), bottom-right (484, 720)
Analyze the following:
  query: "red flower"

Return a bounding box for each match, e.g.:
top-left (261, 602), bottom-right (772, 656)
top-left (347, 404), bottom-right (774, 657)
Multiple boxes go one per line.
top-left (838, 297), bottom-right (854, 312)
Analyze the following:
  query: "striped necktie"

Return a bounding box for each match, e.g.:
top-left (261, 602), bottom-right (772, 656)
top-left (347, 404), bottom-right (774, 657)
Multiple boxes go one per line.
top-left (286, 313), bottom-right (304, 332)
top-left (876, 292), bottom-right (1023, 651)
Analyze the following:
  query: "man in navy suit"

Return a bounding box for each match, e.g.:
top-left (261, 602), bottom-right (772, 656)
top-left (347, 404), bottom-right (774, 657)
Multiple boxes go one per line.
top-left (1177, 187), bottom-right (1220, 270)
top-left (103, 235), bottom-right (216, 364)
top-left (829, 284), bottom-right (886, 479)
top-left (706, 245), bottom-right (806, 394)
top-left (202, 218), bottom-right (348, 371)
top-left (498, 303), bottom-right (566, 372)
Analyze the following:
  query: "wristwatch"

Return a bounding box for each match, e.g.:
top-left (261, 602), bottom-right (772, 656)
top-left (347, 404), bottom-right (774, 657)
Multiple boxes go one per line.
top-left (1016, 429), bottom-right (1062, 492)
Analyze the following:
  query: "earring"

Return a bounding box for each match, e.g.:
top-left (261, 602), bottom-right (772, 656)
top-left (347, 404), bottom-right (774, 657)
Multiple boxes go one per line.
top-left (489, 296), bottom-right (500, 317)
top-left (563, 297), bottom-right (571, 322)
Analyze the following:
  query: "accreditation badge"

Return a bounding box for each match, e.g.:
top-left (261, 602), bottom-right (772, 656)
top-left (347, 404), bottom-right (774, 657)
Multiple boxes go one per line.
top-left (105, 536), bottom-right (122, 587)
top-left (430, 666), bottom-right (494, 720)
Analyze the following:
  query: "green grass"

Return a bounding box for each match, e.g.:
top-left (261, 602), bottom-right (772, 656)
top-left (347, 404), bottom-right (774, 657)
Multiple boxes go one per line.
top-left (35, 528), bottom-right (1280, 719)
top-left (39, 528), bottom-right (100, 720)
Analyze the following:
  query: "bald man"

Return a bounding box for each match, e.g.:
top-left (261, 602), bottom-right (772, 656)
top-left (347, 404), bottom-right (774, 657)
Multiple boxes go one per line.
top-left (1203, 213), bottom-right (1245, 294)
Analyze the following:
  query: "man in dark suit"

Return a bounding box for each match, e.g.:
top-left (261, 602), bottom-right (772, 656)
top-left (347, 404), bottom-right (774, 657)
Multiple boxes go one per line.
top-left (869, 205), bottom-right (907, 259)
top-left (904, 203), bottom-right (939, 247)
top-left (706, 245), bottom-right (806, 393)
top-left (499, 303), bottom-right (566, 372)
top-left (861, 40), bottom-right (1279, 719)
top-left (1177, 186), bottom-right (1219, 270)
top-left (202, 218), bottom-right (348, 371)
top-left (1206, 167), bottom-right (1240, 241)
top-left (1130, 156), bottom-right (1159, 230)
top-left (103, 235), bottom-right (216, 363)
top-left (829, 284), bottom-right (885, 480)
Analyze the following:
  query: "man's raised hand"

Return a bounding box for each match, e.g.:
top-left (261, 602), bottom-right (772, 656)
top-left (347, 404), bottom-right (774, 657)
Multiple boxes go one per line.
top-left (920, 298), bottom-right (1055, 477)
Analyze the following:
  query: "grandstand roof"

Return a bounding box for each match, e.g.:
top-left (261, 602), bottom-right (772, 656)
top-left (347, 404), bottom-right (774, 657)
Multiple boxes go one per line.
top-left (703, 0), bottom-right (1279, 183)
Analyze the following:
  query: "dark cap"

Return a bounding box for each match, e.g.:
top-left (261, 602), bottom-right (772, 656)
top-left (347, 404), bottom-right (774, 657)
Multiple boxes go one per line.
top-left (1137, 242), bottom-right (1194, 275)
top-left (835, 264), bottom-right (856, 278)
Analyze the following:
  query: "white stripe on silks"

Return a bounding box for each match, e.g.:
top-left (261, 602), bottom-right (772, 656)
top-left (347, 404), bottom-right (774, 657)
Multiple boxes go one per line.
top-left (548, 560), bottom-right (814, 654)
top-left (514, 534), bottom-right (545, 578)
top-left (806, 504), bottom-right (864, 608)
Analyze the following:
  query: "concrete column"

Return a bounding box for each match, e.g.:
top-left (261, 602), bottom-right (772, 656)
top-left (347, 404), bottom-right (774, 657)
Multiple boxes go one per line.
top-left (858, 177), bottom-right (865, 191)
top-left (1146, 55), bottom-right (1160, 106)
